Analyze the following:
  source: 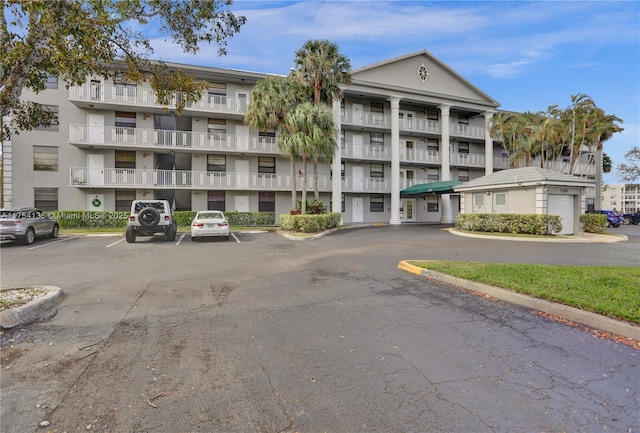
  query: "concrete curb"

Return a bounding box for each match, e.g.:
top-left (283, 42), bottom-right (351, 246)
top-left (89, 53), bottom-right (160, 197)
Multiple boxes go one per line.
top-left (0, 286), bottom-right (65, 329)
top-left (448, 228), bottom-right (628, 243)
top-left (398, 261), bottom-right (640, 341)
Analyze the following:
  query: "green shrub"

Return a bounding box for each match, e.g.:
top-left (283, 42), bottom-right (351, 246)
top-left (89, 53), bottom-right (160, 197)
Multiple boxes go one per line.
top-left (280, 212), bottom-right (341, 233)
top-left (581, 213), bottom-right (606, 233)
top-left (456, 213), bottom-right (562, 235)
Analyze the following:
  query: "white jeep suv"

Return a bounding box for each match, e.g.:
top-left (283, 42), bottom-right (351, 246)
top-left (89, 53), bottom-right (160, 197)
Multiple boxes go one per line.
top-left (125, 200), bottom-right (177, 243)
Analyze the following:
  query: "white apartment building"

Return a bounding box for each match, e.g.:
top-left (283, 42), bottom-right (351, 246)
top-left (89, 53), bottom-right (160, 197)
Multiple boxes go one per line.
top-left (2, 50), bottom-right (596, 224)
top-left (602, 184), bottom-right (640, 213)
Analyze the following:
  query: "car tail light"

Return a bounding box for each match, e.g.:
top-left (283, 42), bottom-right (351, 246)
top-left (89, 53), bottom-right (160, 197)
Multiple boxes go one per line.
top-left (192, 222), bottom-right (204, 227)
top-left (164, 215), bottom-right (170, 221)
top-left (218, 221), bottom-right (228, 227)
top-left (129, 216), bottom-right (135, 221)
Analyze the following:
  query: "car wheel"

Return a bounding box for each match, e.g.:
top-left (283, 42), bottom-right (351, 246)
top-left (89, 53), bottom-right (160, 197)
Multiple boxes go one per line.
top-left (23, 227), bottom-right (36, 245)
top-left (166, 223), bottom-right (177, 241)
top-left (624, 217), bottom-right (632, 225)
top-left (225, 234), bottom-right (230, 240)
top-left (139, 208), bottom-right (161, 227)
top-left (191, 236), bottom-right (197, 242)
top-left (49, 224), bottom-right (59, 239)
top-left (125, 226), bottom-right (136, 243)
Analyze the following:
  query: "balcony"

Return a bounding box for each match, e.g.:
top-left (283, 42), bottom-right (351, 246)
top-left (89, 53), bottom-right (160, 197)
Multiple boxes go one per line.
top-left (342, 110), bottom-right (389, 129)
top-left (68, 84), bottom-right (247, 116)
top-left (69, 124), bottom-right (279, 154)
top-left (69, 167), bottom-right (392, 193)
top-left (342, 143), bottom-right (390, 161)
top-left (450, 124), bottom-right (485, 140)
top-left (450, 152), bottom-right (485, 168)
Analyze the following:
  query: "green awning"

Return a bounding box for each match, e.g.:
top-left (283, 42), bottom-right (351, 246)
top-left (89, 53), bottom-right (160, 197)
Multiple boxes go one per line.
top-left (400, 180), bottom-right (463, 196)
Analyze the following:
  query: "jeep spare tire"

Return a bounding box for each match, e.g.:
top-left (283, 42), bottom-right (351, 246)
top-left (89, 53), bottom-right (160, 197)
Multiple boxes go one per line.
top-left (139, 207), bottom-right (161, 227)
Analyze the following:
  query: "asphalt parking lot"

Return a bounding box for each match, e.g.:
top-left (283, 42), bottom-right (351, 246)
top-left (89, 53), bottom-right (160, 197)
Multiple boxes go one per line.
top-left (1, 224), bottom-right (639, 433)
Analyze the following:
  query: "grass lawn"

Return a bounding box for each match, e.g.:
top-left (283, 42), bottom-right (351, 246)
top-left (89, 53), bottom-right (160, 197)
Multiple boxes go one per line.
top-left (409, 261), bottom-right (640, 324)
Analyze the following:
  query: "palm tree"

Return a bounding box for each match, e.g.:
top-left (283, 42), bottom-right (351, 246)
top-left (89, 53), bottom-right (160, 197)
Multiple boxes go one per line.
top-left (244, 76), bottom-right (308, 211)
top-left (291, 39), bottom-right (351, 200)
top-left (283, 102), bottom-right (336, 214)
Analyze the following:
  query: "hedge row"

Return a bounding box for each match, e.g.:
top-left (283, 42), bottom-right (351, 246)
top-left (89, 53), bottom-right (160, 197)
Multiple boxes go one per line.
top-left (456, 213), bottom-right (562, 235)
top-left (49, 210), bottom-right (275, 229)
top-left (280, 212), bottom-right (342, 233)
top-left (580, 213), bottom-right (607, 234)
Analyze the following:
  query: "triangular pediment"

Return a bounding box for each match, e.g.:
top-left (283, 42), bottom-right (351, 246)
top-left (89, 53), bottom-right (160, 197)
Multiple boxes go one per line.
top-left (351, 50), bottom-right (498, 107)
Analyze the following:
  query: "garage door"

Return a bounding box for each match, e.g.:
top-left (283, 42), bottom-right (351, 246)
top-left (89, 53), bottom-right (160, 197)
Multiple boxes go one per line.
top-left (548, 195), bottom-right (574, 235)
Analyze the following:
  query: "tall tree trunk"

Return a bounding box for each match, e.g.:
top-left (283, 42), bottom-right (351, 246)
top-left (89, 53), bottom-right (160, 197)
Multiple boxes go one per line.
top-left (289, 156), bottom-right (297, 211)
top-left (301, 154), bottom-right (308, 215)
top-left (313, 156), bottom-right (319, 200)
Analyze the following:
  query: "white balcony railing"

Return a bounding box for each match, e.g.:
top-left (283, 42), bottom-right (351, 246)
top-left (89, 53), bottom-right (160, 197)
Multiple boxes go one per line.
top-left (69, 124), bottom-right (279, 154)
top-left (69, 167), bottom-right (392, 193)
top-left (403, 149), bottom-right (440, 164)
top-left (450, 152), bottom-right (485, 167)
top-left (450, 123), bottom-right (485, 139)
top-left (342, 143), bottom-right (390, 160)
top-left (68, 84), bottom-right (247, 114)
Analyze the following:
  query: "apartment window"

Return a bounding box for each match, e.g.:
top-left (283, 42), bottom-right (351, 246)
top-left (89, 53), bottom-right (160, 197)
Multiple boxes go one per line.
top-left (370, 163), bottom-right (384, 178)
top-left (208, 83), bottom-right (226, 103)
top-left (458, 142), bottom-right (470, 154)
top-left (427, 195), bottom-right (439, 212)
top-left (427, 139), bottom-right (439, 152)
top-left (115, 112), bottom-right (136, 128)
top-left (458, 169), bottom-right (469, 182)
top-left (115, 151), bottom-right (136, 169)
top-left (370, 194), bottom-right (384, 212)
top-left (208, 118), bottom-right (226, 134)
top-left (114, 82), bottom-right (136, 99)
top-left (371, 102), bottom-right (384, 114)
top-left (258, 156), bottom-right (275, 174)
top-left (370, 132), bottom-right (384, 148)
top-left (495, 192), bottom-right (507, 206)
top-left (458, 115), bottom-right (469, 126)
top-left (116, 190), bottom-right (136, 211)
top-left (45, 75), bottom-right (58, 89)
top-left (208, 190), bottom-right (225, 211)
top-left (34, 188), bottom-right (58, 211)
top-left (259, 192), bottom-right (276, 212)
top-left (427, 109), bottom-right (438, 121)
top-left (207, 155), bottom-right (226, 172)
top-left (341, 130), bottom-right (345, 148)
top-left (33, 146), bottom-right (58, 171)
top-left (259, 130), bottom-right (276, 145)
top-left (427, 167), bottom-right (439, 181)
top-left (35, 105), bottom-right (59, 131)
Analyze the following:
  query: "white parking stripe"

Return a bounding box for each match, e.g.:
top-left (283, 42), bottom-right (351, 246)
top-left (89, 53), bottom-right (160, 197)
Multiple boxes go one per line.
top-left (106, 238), bottom-right (125, 248)
top-left (27, 236), bottom-right (78, 250)
top-left (231, 233), bottom-right (240, 243)
top-left (176, 233), bottom-right (186, 245)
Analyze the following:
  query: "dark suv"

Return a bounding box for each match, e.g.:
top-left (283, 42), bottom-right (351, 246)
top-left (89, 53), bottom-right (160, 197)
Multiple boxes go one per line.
top-left (585, 210), bottom-right (624, 228)
top-left (623, 212), bottom-right (640, 225)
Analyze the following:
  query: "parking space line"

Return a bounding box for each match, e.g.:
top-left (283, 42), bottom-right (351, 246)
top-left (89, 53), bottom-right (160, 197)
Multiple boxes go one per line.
top-left (27, 236), bottom-right (78, 250)
top-left (231, 233), bottom-right (240, 243)
top-left (176, 233), bottom-right (186, 245)
top-left (106, 238), bottom-right (125, 248)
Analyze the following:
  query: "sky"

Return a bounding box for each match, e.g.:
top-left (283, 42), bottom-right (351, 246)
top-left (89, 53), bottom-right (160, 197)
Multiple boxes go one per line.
top-left (150, 0), bottom-right (639, 185)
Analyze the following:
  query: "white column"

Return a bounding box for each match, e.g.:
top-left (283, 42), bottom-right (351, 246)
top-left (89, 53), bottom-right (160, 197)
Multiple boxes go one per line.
top-left (332, 98), bottom-right (343, 223)
top-left (439, 104), bottom-right (452, 224)
top-left (484, 111), bottom-right (495, 175)
top-left (389, 96), bottom-right (401, 225)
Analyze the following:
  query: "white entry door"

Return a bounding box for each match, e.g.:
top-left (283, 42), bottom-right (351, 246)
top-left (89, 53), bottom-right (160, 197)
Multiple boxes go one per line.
top-left (87, 154), bottom-right (104, 185)
top-left (352, 134), bottom-right (363, 158)
top-left (400, 199), bottom-right (415, 221)
top-left (236, 125), bottom-right (249, 151)
top-left (235, 160), bottom-right (249, 188)
top-left (235, 195), bottom-right (249, 212)
top-left (352, 103), bottom-right (363, 125)
top-left (87, 114), bottom-right (104, 143)
top-left (352, 166), bottom-right (364, 191)
top-left (352, 196), bottom-right (363, 223)
top-left (472, 193), bottom-right (486, 213)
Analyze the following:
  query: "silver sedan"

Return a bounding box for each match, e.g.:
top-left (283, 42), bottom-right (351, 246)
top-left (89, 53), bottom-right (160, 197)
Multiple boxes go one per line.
top-left (190, 211), bottom-right (230, 241)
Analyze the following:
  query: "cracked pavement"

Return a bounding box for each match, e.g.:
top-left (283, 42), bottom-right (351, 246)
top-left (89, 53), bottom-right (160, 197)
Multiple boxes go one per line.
top-left (1, 224), bottom-right (638, 432)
